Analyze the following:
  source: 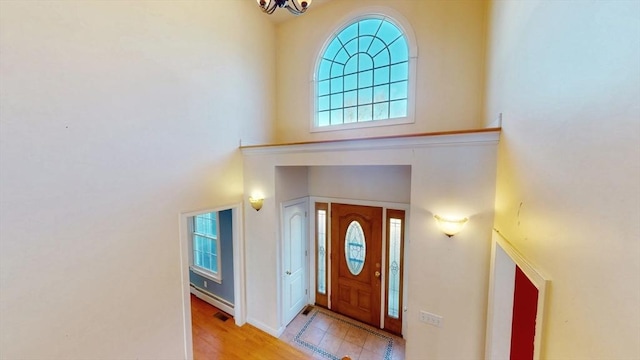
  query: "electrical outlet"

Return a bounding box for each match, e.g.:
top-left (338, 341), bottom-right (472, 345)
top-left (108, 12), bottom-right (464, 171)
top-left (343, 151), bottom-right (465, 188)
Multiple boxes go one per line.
top-left (204, 280), bottom-right (208, 288)
top-left (419, 310), bottom-right (443, 328)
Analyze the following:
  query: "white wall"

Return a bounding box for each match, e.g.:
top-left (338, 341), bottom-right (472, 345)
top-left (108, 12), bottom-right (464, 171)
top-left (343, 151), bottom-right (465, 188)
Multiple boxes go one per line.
top-left (0, 1), bottom-right (275, 358)
top-left (406, 142), bottom-right (498, 359)
top-left (485, 1), bottom-right (640, 358)
top-left (308, 165), bottom-right (411, 203)
top-left (276, 166), bottom-right (310, 205)
top-left (274, 0), bottom-right (488, 142)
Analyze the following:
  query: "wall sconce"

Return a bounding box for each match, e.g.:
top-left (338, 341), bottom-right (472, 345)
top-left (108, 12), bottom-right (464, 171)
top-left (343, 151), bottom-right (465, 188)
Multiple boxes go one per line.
top-left (249, 197), bottom-right (264, 211)
top-left (434, 215), bottom-right (468, 237)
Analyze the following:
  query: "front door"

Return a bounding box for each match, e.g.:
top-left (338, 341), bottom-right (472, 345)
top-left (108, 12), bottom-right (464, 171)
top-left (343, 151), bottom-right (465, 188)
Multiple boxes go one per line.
top-left (331, 203), bottom-right (383, 327)
top-left (282, 199), bottom-right (308, 326)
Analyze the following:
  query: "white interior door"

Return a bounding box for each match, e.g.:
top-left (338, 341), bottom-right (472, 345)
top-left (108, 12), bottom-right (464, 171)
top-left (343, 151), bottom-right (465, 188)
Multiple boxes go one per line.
top-left (282, 199), bottom-right (308, 326)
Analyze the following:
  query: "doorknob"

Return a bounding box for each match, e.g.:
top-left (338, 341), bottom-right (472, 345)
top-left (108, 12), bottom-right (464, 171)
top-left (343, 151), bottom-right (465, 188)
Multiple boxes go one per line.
top-left (286, 270), bottom-right (291, 275)
top-left (375, 271), bottom-right (381, 278)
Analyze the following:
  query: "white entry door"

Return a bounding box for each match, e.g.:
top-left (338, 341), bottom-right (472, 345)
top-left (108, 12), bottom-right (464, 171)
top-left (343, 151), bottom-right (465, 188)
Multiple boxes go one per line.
top-left (282, 199), bottom-right (308, 326)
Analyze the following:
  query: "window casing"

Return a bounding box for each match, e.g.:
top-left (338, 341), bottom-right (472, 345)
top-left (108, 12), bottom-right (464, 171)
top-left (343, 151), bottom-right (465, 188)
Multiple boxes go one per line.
top-left (190, 211), bottom-right (222, 283)
top-left (313, 13), bottom-right (417, 132)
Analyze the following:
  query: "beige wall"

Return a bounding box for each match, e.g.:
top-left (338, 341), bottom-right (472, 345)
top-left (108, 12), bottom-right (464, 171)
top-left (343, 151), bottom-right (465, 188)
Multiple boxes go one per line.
top-left (485, 1), bottom-right (640, 358)
top-left (0, 1), bottom-right (275, 358)
top-left (274, 0), bottom-right (488, 143)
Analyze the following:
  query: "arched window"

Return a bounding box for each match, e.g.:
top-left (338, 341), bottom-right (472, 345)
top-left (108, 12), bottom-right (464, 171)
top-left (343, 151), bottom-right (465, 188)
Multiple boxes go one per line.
top-left (314, 14), bottom-right (415, 130)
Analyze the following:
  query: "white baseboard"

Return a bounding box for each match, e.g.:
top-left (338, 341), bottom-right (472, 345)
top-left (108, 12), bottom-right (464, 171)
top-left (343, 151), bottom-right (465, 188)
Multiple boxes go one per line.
top-left (247, 317), bottom-right (285, 338)
top-left (190, 285), bottom-right (234, 316)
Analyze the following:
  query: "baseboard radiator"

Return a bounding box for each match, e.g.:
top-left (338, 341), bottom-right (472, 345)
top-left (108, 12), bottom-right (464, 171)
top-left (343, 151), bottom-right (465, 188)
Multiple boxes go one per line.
top-left (190, 284), bottom-right (235, 316)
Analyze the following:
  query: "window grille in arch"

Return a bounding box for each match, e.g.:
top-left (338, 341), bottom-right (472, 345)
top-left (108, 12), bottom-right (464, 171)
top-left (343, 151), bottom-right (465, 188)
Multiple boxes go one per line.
top-left (315, 15), bottom-right (412, 129)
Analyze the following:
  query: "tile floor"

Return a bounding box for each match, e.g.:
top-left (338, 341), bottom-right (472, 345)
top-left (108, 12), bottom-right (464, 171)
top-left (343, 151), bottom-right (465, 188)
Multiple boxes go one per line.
top-left (279, 307), bottom-right (405, 360)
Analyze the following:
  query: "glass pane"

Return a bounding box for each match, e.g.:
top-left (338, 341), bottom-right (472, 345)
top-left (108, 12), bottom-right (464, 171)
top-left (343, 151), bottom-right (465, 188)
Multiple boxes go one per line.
top-left (330, 109), bottom-right (343, 125)
top-left (323, 38), bottom-right (342, 60)
top-left (358, 53), bottom-right (373, 71)
top-left (334, 49), bottom-right (349, 65)
top-left (330, 93), bottom-right (343, 109)
top-left (359, 18), bottom-right (382, 36)
top-left (317, 210), bottom-right (327, 295)
top-left (374, 50), bottom-right (390, 68)
top-left (358, 70), bottom-right (373, 88)
top-left (330, 77), bottom-right (343, 94)
top-left (344, 221), bottom-right (366, 275)
top-left (390, 81), bottom-right (408, 100)
top-left (345, 57), bottom-right (358, 75)
top-left (368, 38), bottom-right (385, 58)
top-left (194, 212), bottom-right (216, 235)
top-left (344, 38), bottom-right (358, 56)
top-left (194, 235), bottom-right (217, 273)
top-left (344, 107), bottom-right (357, 123)
top-left (318, 95), bottom-right (330, 111)
top-left (318, 111), bottom-right (330, 126)
top-left (203, 251), bottom-right (210, 269)
top-left (359, 35), bottom-right (374, 53)
top-left (387, 218), bottom-right (402, 319)
top-left (331, 63), bottom-right (344, 78)
top-left (390, 62), bottom-right (408, 82)
top-left (358, 87), bottom-right (372, 105)
top-left (358, 105), bottom-right (373, 122)
top-left (378, 20), bottom-right (402, 45)
top-left (389, 100), bottom-right (407, 118)
top-left (344, 90), bottom-right (357, 107)
top-left (318, 59), bottom-right (331, 81)
top-left (374, 66), bottom-right (390, 86)
top-left (344, 74), bottom-right (357, 91)
top-left (338, 22), bottom-right (358, 44)
top-left (389, 37), bottom-right (409, 63)
top-left (318, 80), bottom-right (329, 96)
top-left (373, 102), bottom-right (389, 120)
top-left (373, 85), bottom-right (389, 102)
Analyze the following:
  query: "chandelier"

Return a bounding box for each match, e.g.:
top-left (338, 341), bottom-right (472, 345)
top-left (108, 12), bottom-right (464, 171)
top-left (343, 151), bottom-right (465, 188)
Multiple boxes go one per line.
top-left (257, 0), bottom-right (312, 15)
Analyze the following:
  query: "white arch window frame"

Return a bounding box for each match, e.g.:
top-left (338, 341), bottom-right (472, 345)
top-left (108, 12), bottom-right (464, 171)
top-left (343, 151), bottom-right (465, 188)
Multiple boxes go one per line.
top-left (310, 7), bottom-right (418, 133)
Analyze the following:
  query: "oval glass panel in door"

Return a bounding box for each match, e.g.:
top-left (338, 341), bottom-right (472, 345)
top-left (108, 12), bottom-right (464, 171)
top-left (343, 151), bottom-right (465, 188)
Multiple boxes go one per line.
top-left (345, 220), bottom-right (366, 275)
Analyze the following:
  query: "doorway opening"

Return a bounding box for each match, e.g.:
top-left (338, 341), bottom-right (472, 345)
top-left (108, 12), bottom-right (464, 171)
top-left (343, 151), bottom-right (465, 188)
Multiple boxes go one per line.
top-left (276, 165), bottom-right (410, 336)
top-left (178, 203), bottom-right (245, 359)
top-left (314, 201), bottom-right (407, 336)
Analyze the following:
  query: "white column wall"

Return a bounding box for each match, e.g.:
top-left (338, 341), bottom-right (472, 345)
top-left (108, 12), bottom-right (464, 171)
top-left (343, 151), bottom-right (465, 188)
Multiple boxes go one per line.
top-left (241, 132), bottom-right (498, 358)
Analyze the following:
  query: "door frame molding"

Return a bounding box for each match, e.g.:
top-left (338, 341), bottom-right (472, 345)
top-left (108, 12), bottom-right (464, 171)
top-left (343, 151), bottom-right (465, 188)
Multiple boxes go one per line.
top-left (309, 196), bottom-right (410, 335)
top-left (178, 202), bottom-right (245, 360)
top-left (278, 197), bottom-right (310, 329)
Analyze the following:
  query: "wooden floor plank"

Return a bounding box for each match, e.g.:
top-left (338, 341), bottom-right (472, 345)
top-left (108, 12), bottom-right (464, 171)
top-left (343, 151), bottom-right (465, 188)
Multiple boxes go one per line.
top-left (191, 295), bottom-right (312, 360)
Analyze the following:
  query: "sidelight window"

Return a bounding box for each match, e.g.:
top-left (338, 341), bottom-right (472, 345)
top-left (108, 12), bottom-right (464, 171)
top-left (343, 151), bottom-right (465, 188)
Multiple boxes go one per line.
top-left (384, 209), bottom-right (405, 334)
top-left (387, 218), bottom-right (402, 318)
top-left (317, 209), bottom-right (327, 294)
top-left (315, 203), bottom-right (329, 307)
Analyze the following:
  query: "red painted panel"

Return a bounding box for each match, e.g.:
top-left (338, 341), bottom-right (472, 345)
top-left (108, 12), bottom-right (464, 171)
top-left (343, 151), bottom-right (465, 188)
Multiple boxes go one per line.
top-left (510, 266), bottom-right (539, 360)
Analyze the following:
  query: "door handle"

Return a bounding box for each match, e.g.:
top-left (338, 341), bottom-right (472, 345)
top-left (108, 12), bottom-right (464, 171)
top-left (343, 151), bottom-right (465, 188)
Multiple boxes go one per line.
top-left (286, 270), bottom-right (291, 275)
top-left (375, 271), bottom-right (381, 278)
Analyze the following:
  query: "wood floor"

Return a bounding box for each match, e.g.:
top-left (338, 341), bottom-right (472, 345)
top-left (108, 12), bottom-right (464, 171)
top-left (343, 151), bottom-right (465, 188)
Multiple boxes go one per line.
top-left (191, 294), bottom-right (312, 360)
